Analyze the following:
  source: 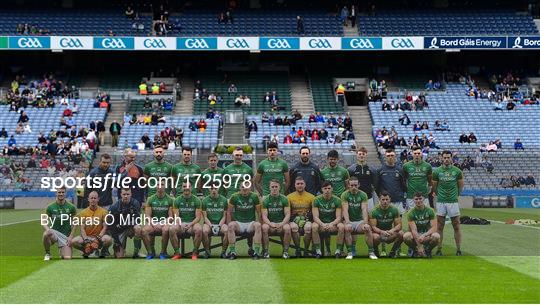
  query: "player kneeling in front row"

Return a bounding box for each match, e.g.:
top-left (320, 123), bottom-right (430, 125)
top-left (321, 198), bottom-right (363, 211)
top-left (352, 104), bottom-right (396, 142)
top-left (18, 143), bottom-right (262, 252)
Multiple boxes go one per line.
top-left (170, 182), bottom-right (203, 260)
top-left (369, 191), bottom-right (403, 258)
top-left (342, 177), bottom-right (377, 259)
top-left (403, 193), bottom-right (440, 258)
top-left (42, 187), bottom-right (77, 260)
top-left (142, 183), bottom-right (174, 260)
top-left (202, 185), bottom-right (229, 259)
top-left (227, 184), bottom-right (263, 259)
top-left (72, 191), bottom-right (113, 258)
top-left (287, 176), bottom-right (315, 258)
top-left (312, 182), bottom-right (345, 259)
top-left (262, 180), bottom-right (292, 259)
top-left (108, 188), bottom-right (143, 258)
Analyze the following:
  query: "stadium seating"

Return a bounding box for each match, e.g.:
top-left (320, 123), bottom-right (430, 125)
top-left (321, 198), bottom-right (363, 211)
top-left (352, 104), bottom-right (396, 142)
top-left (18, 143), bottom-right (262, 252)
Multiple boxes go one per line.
top-left (359, 10), bottom-right (538, 36)
top-left (0, 100), bottom-right (107, 148)
top-left (0, 10), bottom-right (151, 36)
top-left (0, 10), bottom-right (341, 37)
top-left (309, 75), bottom-right (344, 113)
top-left (193, 73), bottom-right (292, 114)
top-left (246, 115), bottom-right (355, 150)
top-left (118, 116), bottom-right (220, 150)
top-left (0, 155), bottom-right (88, 192)
top-left (169, 10), bottom-right (342, 36)
top-left (369, 84), bottom-right (540, 148)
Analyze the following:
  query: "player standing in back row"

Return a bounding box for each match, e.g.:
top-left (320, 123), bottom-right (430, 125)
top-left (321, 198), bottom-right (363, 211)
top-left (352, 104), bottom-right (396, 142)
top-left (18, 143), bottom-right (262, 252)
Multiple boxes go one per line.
top-left (143, 146), bottom-right (173, 198)
top-left (255, 142), bottom-right (289, 196)
top-left (403, 146), bottom-right (432, 210)
top-left (288, 146), bottom-right (322, 195)
top-left (432, 150), bottom-right (464, 256)
top-left (320, 150), bottom-right (350, 198)
top-left (348, 147), bottom-right (375, 212)
top-left (222, 147), bottom-right (253, 197)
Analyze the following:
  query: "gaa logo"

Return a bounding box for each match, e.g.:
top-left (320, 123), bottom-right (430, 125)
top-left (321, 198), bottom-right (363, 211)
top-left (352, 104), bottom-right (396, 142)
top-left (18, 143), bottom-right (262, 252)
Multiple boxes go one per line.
top-left (60, 38), bottom-right (83, 48)
top-left (17, 37), bottom-right (42, 48)
top-left (267, 38), bottom-right (291, 49)
top-left (391, 38), bottom-right (415, 48)
top-left (308, 38), bottom-right (332, 49)
top-left (349, 38), bottom-right (374, 49)
top-left (226, 38), bottom-right (250, 48)
top-left (185, 38), bottom-right (210, 49)
top-left (143, 38), bottom-right (166, 49)
top-left (101, 38), bottom-right (126, 49)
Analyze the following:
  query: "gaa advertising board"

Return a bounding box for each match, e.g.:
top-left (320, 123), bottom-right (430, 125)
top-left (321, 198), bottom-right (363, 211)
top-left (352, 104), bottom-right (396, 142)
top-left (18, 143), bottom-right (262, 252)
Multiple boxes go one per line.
top-left (514, 196), bottom-right (540, 208)
top-left (1, 36), bottom-right (540, 51)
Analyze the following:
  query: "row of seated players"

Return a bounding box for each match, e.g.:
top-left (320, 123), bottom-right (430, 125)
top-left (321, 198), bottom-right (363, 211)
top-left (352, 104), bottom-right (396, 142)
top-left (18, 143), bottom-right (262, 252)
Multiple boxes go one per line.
top-left (42, 143), bottom-right (462, 260)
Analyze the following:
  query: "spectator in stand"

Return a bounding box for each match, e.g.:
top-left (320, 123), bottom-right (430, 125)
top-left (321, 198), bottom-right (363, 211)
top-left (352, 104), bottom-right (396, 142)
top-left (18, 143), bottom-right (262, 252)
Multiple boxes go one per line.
top-left (413, 121), bottom-right (422, 132)
top-left (382, 100), bottom-right (390, 111)
top-left (271, 134), bottom-right (280, 144)
top-left (292, 109), bottom-right (302, 121)
top-left (125, 6), bottom-right (135, 18)
top-left (188, 119), bottom-right (198, 131)
top-left (228, 84), bottom-right (237, 95)
top-left (514, 138), bottom-right (524, 150)
top-left (494, 100), bottom-right (503, 111)
top-left (315, 112), bottom-right (325, 123)
top-left (18, 111), bottom-right (29, 124)
top-left (486, 141), bottom-right (498, 152)
top-left (296, 15), bottom-right (304, 35)
top-left (109, 120), bottom-right (122, 147)
top-left (525, 174), bottom-right (536, 186)
top-left (0, 128), bottom-right (8, 139)
top-left (8, 136), bottom-right (16, 147)
top-left (425, 80), bottom-right (434, 90)
top-left (248, 120), bottom-right (258, 136)
top-left (459, 133), bottom-right (469, 144)
top-left (506, 99), bottom-right (516, 111)
top-left (468, 133), bottom-right (477, 143)
top-left (494, 138), bottom-right (502, 149)
top-left (421, 121), bottom-right (429, 130)
top-left (284, 134), bottom-right (293, 144)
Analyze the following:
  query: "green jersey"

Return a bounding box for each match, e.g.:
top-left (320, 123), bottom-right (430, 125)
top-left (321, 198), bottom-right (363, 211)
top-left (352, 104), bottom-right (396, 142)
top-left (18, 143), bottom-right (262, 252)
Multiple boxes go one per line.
top-left (313, 195), bottom-right (342, 223)
top-left (407, 206), bottom-right (435, 233)
top-left (222, 162), bottom-right (253, 196)
top-left (370, 204), bottom-right (400, 230)
top-left (403, 161), bottom-right (433, 198)
top-left (229, 192), bottom-right (260, 223)
top-left (433, 165), bottom-right (463, 203)
top-left (174, 194), bottom-right (201, 223)
top-left (320, 165), bottom-right (350, 197)
top-left (45, 201), bottom-right (77, 236)
top-left (341, 190), bottom-right (368, 222)
top-left (202, 194), bottom-right (228, 224)
top-left (172, 162), bottom-right (201, 194)
top-left (262, 194), bottom-right (289, 223)
top-left (145, 194), bottom-right (174, 219)
top-left (257, 158), bottom-right (289, 196)
top-left (143, 160), bottom-right (173, 197)
top-left (201, 167), bottom-right (225, 196)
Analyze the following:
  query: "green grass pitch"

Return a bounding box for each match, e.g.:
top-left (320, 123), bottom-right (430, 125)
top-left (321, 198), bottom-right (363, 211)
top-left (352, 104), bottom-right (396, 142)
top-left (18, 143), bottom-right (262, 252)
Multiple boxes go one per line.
top-left (1, 208), bottom-right (539, 303)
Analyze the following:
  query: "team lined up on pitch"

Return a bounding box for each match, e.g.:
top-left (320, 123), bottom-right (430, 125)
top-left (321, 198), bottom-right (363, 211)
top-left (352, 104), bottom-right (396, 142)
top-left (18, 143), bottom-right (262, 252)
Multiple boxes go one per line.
top-left (42, 142), bottom-right (464, 260)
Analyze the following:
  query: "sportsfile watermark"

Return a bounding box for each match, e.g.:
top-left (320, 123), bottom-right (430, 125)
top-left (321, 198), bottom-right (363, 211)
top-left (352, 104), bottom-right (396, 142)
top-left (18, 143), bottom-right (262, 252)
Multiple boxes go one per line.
top-left (40, 214), bottom-right (182, 227)
top-left (40, 173), bottom-right (252, 191)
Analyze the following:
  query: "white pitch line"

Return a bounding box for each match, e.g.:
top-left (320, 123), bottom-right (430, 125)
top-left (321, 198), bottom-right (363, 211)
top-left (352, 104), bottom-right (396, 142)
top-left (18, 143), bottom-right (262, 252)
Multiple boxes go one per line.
top-left (0, 219), bottom-right (39, 227)
top-left (489, 219), bottom-right (540, 230)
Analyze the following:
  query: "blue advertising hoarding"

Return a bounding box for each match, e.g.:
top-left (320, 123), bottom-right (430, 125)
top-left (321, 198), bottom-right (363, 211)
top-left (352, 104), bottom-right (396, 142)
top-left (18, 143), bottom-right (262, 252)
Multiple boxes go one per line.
top-left (8, 36), bottom-right (50, 49)
top-left (508, 36), bottom-right (540, 49)
top-left (425, 36), bottom-right (507, 49)
top-left (93, 37), bottom-right (134, 50)
top-left (514, 196), bottom-right (540, 208)
top-left (341, 37), bottom-right (382, 50)
top-left (177, 37), bottom-right (218, 50)
top-left (259, 38), bottom-right (300, 50)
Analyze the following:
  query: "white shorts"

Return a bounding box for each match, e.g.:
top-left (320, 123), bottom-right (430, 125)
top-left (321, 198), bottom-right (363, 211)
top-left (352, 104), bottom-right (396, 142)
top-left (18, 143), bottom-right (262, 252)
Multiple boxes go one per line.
top-left (367, 198), bottom-right (375, 213)
top-left (51, 229), bottom-right (69, 248)
top-left (391, 202), bottom-right (405, 215)
top-left (237, 221), bottom-right (255, 234)
top-left (436, 202), bottom-right (460, 218)
top-left (351, 221), bottom-right (366, 232)
top-left (406, 198), bottom-right (429, 211)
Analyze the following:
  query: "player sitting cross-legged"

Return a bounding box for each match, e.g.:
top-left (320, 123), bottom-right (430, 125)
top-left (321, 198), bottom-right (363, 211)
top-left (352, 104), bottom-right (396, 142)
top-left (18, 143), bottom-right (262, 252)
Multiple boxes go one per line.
top-left (108, 187), bottom-right (143, 258)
